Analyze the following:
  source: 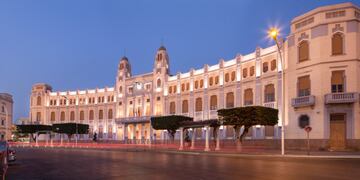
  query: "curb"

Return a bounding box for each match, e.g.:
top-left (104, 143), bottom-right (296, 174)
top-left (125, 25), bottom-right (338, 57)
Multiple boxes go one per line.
top-left (12, 145), bottom-right (360, 159)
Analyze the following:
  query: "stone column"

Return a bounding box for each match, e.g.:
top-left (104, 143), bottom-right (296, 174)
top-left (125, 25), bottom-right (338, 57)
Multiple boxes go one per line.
top-left (204, 126), bottom-right (210, 151)
top-left (179, 127), bottom-right (184, 150)
top-left (149, 125), bottom-right (153, 145)
top-left (190, 128), bottom-right (196, 149)
top-left (133, 124), bottom-right (137, 144)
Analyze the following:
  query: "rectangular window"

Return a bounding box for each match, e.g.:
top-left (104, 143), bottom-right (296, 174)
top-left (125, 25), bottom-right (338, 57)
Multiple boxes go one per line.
top-left (298, 75), bottom-right (311, 97)
top-left (331, 71), bottom-right (345, 93)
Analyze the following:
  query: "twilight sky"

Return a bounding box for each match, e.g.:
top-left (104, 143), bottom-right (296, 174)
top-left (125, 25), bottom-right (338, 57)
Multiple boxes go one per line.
top-left (0, 0), bottom-right (358, 122)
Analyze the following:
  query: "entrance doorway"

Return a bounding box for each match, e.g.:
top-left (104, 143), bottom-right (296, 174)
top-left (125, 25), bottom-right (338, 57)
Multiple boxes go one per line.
top-left (329, 114), bottom-right (346, 150)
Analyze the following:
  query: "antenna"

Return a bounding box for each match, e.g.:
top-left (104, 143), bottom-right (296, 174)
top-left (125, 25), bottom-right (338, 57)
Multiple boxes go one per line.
top-left (161, 37), bottom-right (164, 46)
top-left (124, 48), bottom-right (126, 56)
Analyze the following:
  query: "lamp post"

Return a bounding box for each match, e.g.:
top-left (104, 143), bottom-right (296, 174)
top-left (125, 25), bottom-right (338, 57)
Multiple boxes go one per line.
top-left (269, 28), bottom-right (285, 155)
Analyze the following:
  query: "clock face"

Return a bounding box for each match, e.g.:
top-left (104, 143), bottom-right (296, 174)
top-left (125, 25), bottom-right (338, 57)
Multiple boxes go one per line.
top-left (136, 82), bottom-right (142, 90)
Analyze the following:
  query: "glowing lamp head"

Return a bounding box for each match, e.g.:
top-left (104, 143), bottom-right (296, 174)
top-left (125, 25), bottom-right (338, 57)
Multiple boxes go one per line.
top-left (268, 28), bottom-right (279, 40)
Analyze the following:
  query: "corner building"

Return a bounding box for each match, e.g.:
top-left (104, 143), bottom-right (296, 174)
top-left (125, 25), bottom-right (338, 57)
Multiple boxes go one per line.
top-left (30, 2), bottom-right (360, 150)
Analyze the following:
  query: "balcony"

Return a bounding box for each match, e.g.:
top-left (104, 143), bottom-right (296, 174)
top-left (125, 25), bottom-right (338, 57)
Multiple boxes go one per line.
top-left (325, 92), bottom-right (358, 104)
top-left (263, 102), bottom-right (276, 109)
top-left (291, 95), bottom-right (315, 108)
top-left (209, 110), bottom-right (218, 119)
top-left (194, 111), bottom-right (203, 120)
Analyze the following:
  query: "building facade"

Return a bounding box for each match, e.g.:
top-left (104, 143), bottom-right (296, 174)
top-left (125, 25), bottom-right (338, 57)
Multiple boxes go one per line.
top-left (0, 93), bottom-right (13, 140)
top-left (29, 2), bottom-right (360, 150)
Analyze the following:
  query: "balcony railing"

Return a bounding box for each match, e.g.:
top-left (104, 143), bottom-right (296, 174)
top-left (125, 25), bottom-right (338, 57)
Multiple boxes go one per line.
top-left (195, 111), bottom-right (203, 120)
top-left (291, 95), bottom-right (315, 108)
top-left (325, 92), bottom-right (358, 104)
top-left (209, 110), bottom-right (218, 119)
top-left (263, 101), bottom-right (276, 109)
top-left (181, 112), bottom-right (190, 117)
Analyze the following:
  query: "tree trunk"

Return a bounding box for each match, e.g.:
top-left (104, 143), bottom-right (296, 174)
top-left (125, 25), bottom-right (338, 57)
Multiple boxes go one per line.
top-left (213, 126), bottom-right (219, 146)
top-left (234, 125), bottom-right (242, 151)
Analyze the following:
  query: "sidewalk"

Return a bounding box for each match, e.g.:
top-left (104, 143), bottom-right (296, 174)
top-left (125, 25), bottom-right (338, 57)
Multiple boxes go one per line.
top-left (10, 142), bottom-right (360, 159)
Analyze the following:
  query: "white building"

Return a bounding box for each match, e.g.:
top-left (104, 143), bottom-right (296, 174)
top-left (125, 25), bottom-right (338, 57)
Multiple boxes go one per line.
top-left (29, 2), bottom-right (360, 150)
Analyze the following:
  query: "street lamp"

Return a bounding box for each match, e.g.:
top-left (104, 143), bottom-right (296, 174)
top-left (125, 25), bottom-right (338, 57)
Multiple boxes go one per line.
top-left (268, 27), bottom-right (285, 155)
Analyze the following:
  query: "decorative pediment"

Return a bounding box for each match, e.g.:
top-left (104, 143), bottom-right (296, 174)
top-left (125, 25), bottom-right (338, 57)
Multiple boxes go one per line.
top-left (298, 33), bottom-right (309, 42)
top-left (332, 24), bottom-right (344, 33)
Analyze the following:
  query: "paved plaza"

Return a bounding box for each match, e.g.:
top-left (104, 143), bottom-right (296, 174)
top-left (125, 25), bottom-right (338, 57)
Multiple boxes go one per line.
top-left (7, 147), bottom-right (360, 180)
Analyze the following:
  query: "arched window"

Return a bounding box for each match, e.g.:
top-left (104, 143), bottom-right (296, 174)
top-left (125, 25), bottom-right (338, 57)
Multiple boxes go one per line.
top-left (271, 59), bottom-right (277, 71)
top-left (80, 111), bottom-right (84, 121)
top-left (195, 98), bottom-right (202, 112)
top-left (263, 62), bottom-right (269, 73)
top-left (157, 78), bottom-right (161, 88)
top-left (99, 110), bottom-right (103, 120)
top-left (215, 76), bottom-right (219, 85)
top-left (298, 115), bottom-right (310, 129)
top-left (209, 77), bottom-right (214, 86)
top-left (250, 66), bottom-right (255, 76)
top-left (244, 89), bottom-right (253, 106)
top-left (332, 33), bottom-right (344, 55)
top-left (108, 109), bottom-right (113, 119)
top-left (70, 111), bottom-right (75, 121)
top-left (200, 79), bottom-right (204, 88)
top-left (243, 68), bottom-right (248, 78)
top-left (36, 96), bottom-right (41, 106)
top-left (50, 112), bottom-right (55, 121)
top-left (182, 100), bottom-right (188, 113)
top-left (60, 111), bottom-right (65, 121)
top-left (181, 83), bottom-right (185, 92)
top-left (231, 71), bottom-right (236, 81)
top-left (173, 85), bottom-right (177, 93)
top-left (225, 73), bottom-right (230, 83)
top-left (186, 83), bottom-right (190, 90)
top-left (168, 86), bottom-right (172, 94)
top-left (89, 110), bottom-right (94, 120)
top-left (120, 63), bottom-right (124, 70)
top-left (210, 95), bottom-right (217, 110)
top-left (119, 86), bottom-right (122, 93)
top-left (298, 41), bottom-right (309, 62)
top-left (170, 101), bottom-right (176, 114)
top-left (226, 92), bottom-right (234, 108)
top-left (195, 80), bottom-right (199, 89)
top-left (264, 84), bottom-right (275, 103)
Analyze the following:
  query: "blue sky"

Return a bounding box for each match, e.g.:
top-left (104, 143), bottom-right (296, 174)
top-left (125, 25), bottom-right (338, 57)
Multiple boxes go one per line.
top-left (0, 0), bottom-right (358, 121)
